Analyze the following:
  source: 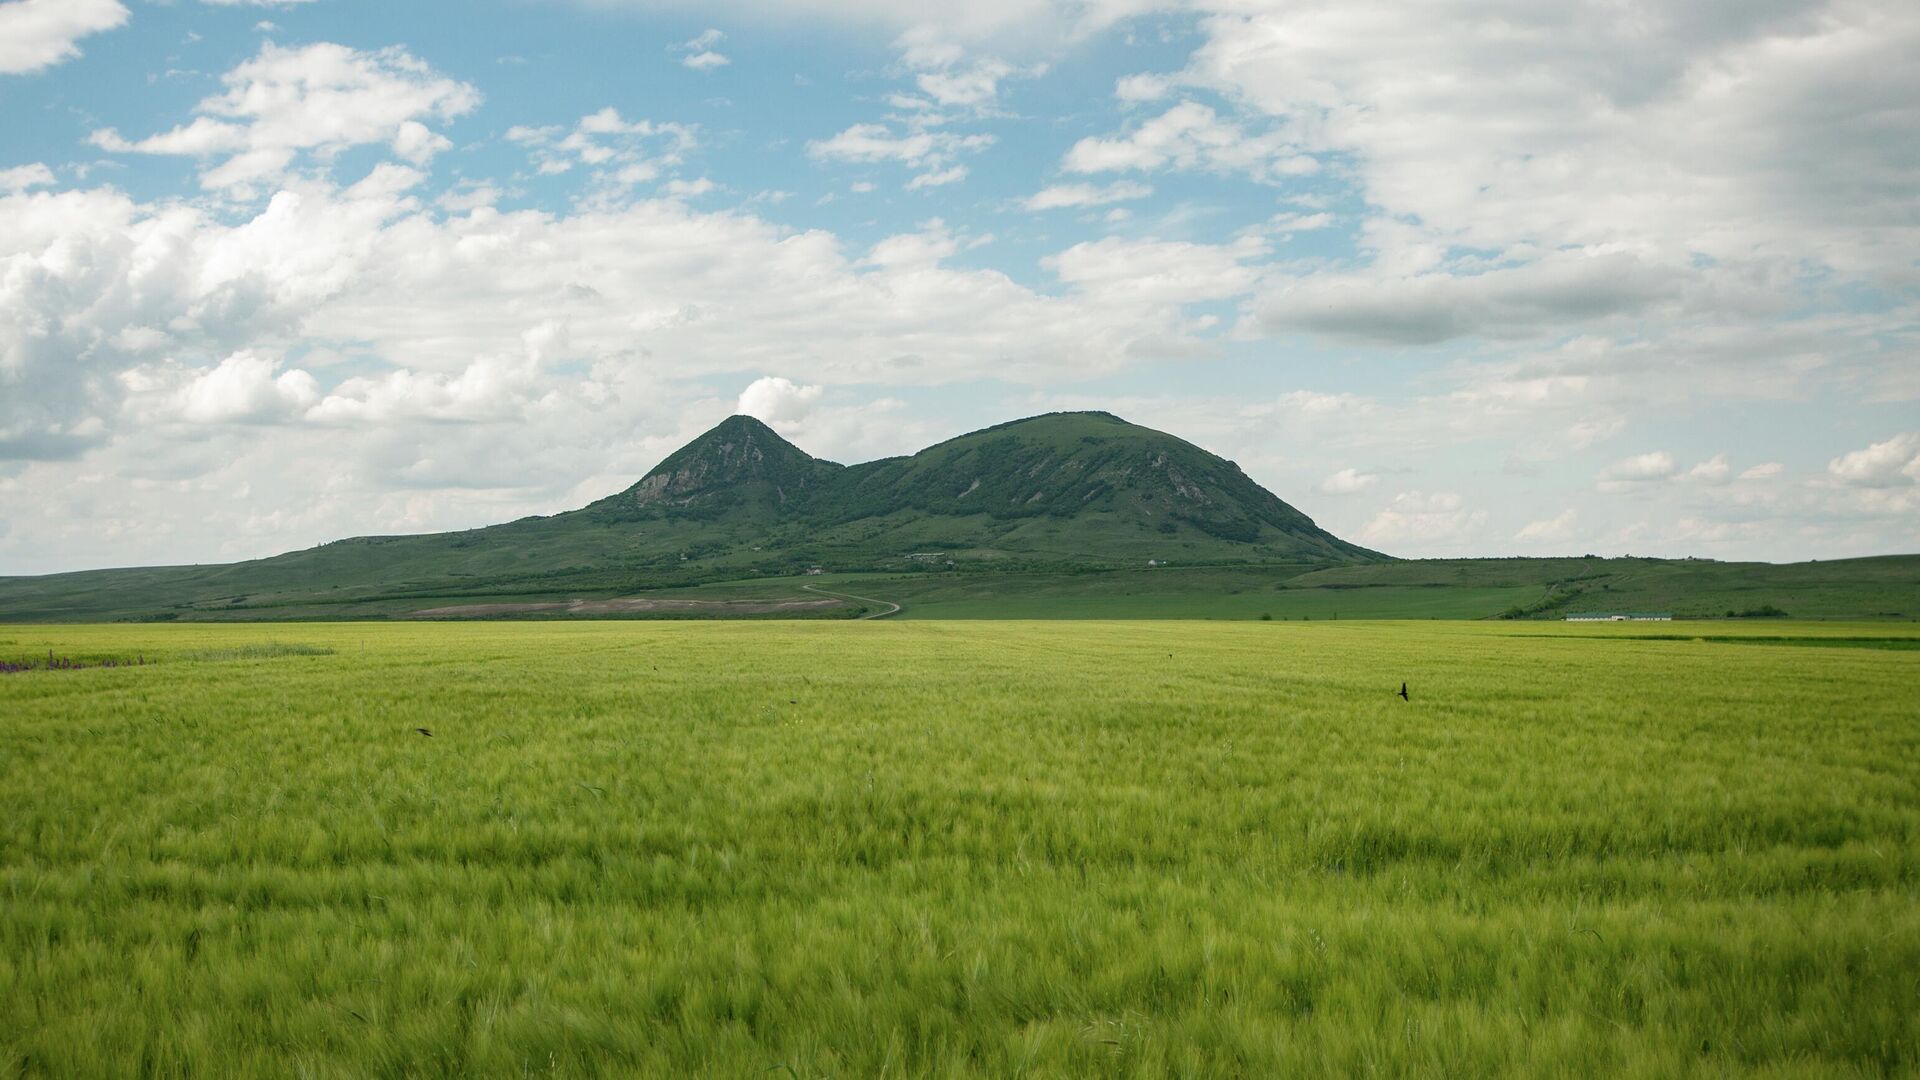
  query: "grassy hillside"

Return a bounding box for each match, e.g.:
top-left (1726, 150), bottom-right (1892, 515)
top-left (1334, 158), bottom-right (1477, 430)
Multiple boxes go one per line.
top-left (4, 620), bottom-right (1916, 1074)
top-left (5, 555), bottom-right (1916, 623)
top-left (1290, 554), bottom-right (1920, 620)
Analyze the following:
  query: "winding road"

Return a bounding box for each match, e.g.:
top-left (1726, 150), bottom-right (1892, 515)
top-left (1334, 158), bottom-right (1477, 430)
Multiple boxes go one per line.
top-left (800, 583), bottom-right (902, 620)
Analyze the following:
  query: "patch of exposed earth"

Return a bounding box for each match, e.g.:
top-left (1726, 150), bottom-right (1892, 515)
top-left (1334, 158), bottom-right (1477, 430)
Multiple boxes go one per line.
top-left (404, 597), bottom-right (846, 619)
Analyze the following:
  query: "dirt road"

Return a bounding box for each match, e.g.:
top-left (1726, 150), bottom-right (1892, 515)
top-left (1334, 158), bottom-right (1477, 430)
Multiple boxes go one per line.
top-left (800, 583), bottom-right (902, 619)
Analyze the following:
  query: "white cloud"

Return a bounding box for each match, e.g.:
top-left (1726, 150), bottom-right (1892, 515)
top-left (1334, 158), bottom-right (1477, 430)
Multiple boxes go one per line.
top-left (668, 30), bottom-right (732, 72)
top-left (905, 165), bottom-right (968, 189)
top-left (1598, 451), bottom-right (1677, 489)
top-left (550, 0), bottom-right (1146, 43)
top-left (89, 42), bottom-right (480, 191)
top-left (0, 163), bottom-right (57, 191)
top-left (1739, 462), bottom-right (1785, 481)
top-left (0, 0), bottom-right (126, 75)
top-left (1114, 72), bottom-right (1171, 102)
top-left (1357, 491), bottom-right (1487, 550)
top-left (1045, 234), bottom-right (1268, 306)
top-left (508, 107), bottom-right (697, 187)
top-left (897, 39), bottom-right (1029, 112)
top-left (437, 182), bottom-right (502, 212)
top-left (170, 351), bottom-right (319, 423)
top-left (808, 124), bottom-right (991, 166)
top-left (1062, 100), bottom-right (1318, 183)
top-left (1183, 0), bottom-right (1920, 300)
top-left (1258, 250), bottom-right (1684, 346)
top-left (808, 123), bottom-right (993, 189)
top-left (1828, 433), bottom-right (1920, 488)
top-left (733, 377), bottom-right (929, 463)
top-left (1515, 508), bottom-right (1577, 543)
top-left (1022, 180), bottom-right (1152, 210)
top-left (662, 177), bottom-right (715, 198)
top-left (0, 164), bottom-right (1229, 471)
top-left (305, 355), bottom-right (547, 424)
top-left (736, 375), bottom-right (823, 423)
top-left (1318, 467), bottom-right (1377, 495)
top-left (390, 120), bottom-right (453, 165)
top-left (1683, 454), bottom-right (1732, 485)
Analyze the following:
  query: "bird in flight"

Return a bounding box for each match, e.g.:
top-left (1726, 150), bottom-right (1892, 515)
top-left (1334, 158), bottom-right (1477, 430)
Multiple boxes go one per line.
top-left (415, 727), bottom-right (433, 737)
top-left (1397, 683), bottom-right (1409, 701)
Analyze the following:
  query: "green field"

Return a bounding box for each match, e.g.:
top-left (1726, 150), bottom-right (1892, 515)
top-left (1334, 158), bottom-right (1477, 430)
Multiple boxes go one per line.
top-left (7, 553), bottom-right (1916, 623)
top-left (4, 621), bottom-right (1918, 1076)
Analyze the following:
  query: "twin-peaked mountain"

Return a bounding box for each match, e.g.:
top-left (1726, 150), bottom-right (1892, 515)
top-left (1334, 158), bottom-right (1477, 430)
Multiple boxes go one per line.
top-left (0, 411), bottom-right (1379, 621)
top-left (580, 411), bottom-right (1376, 562)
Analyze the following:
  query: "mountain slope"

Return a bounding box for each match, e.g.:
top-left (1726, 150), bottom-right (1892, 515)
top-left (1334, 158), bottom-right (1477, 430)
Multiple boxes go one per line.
top-left (0, 411), bottom-right (1377, 621)
top-left (811, 411), bottom-right (1372, 561)
top-left (586, 414), bottom-right (844, 521)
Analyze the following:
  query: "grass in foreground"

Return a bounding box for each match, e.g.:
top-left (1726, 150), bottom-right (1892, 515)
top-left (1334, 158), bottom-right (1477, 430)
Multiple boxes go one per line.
top-left (2, 620), bottom-right (1917, 1076)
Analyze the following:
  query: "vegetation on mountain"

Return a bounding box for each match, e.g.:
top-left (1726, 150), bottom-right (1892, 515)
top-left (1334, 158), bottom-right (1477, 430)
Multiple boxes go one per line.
top-left (2, 412), bottom-right (1914, 622)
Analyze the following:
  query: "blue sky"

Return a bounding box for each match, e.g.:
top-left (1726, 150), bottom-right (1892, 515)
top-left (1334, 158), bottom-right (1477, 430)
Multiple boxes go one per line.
top-left (0, 0), bottom-right (1916, 574)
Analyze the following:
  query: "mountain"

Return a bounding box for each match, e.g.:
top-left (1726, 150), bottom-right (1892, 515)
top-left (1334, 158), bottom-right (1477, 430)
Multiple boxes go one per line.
top-left (598, 414), bottom-right (844, 518)
top-left (0, 411), bottom-right (1379, 621)
top-left (575, 410), bottom-right (1373, 562)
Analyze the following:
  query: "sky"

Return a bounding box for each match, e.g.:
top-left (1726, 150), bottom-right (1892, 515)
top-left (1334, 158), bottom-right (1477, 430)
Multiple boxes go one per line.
top-left (0, 0), bottom-right (1916, 575)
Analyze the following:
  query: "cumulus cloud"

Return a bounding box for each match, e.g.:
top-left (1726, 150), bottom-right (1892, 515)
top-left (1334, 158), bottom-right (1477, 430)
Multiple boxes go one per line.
top-left (1062, 101), bottom-right (1317, 183)
top-left (732, 376), bottom-right (928, 463)
top-left (736, 375), bottom-right (823, 422)
top-left (1598, 451), bottom-right (1678, 489)
top-left (168, 351), bottom-right (320, 424)
top-left (507, 107), bottom-right (697, 186)
top-left (890, 34), bottom-right (1040, 114)
top-left (673, 28), bottom-right (729, 70)
top-left (1114, 72), bottom-right (1171, 102)
top-left (1357, 491), bottom-right (1487, 550)
top-left (1739, 462), bottom-right (1785, 481)
top-left (1683, 453), bottom-right (1732, 485)
top-left (905, 165), bottom-right (968, 189)
top-left (0, 163), bottom-right (57, 191)
top-left (1184, 0), bottom-right (1920, 303)
top-left (1022, 180), bottom-right (1152, 210)
top-left (1045, 234), bottom-right (1268, 306)
top-left (1318, 468), bottom-right (1377, 496)
top-left (0, 160), bottom-right (1232, 473)
top-left (1515, 508), bottom-right (1577, 544)
top-left (808, 125), bottom-right (992, 166)
top-left (1828, 433), bottom-right (1920, 488)
top-left (548, 0), bottom-right (1145, 43)
top-left (90, 42), bottom-right (479, 191)
top-left (0, 0), bottom-right (126, 75)
top-left (808, 123), bottom-right (993, 189)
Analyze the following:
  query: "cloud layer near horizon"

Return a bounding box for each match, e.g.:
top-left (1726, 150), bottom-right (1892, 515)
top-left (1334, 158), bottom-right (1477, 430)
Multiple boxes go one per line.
top-left (0, 0), bottom-right (1915, 572)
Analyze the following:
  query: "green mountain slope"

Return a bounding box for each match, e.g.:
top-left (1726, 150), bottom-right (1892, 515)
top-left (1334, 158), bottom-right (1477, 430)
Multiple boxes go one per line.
top-left (0, 411), bottom-right (1377, 621)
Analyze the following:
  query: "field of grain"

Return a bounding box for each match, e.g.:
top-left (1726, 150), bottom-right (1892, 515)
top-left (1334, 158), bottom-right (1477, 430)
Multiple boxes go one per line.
top-left (3, 620), bottom-right (1917, 1076)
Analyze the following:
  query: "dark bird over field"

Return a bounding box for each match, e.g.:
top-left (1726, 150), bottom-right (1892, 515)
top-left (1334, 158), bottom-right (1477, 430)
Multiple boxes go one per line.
top-left (1397, 683), bottom-right (1409, 701)
top-left (415, 727), bottom-right (433, 737)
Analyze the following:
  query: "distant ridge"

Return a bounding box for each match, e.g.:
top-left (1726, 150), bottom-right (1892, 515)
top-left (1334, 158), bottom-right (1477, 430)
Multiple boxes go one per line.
top-left (0, 410), bottom-right (1381, 621)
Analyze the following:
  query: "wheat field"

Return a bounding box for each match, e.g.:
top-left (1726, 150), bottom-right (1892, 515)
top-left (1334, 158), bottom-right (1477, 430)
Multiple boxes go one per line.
top-left (3, 620), bottom-right (1916, 1076)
